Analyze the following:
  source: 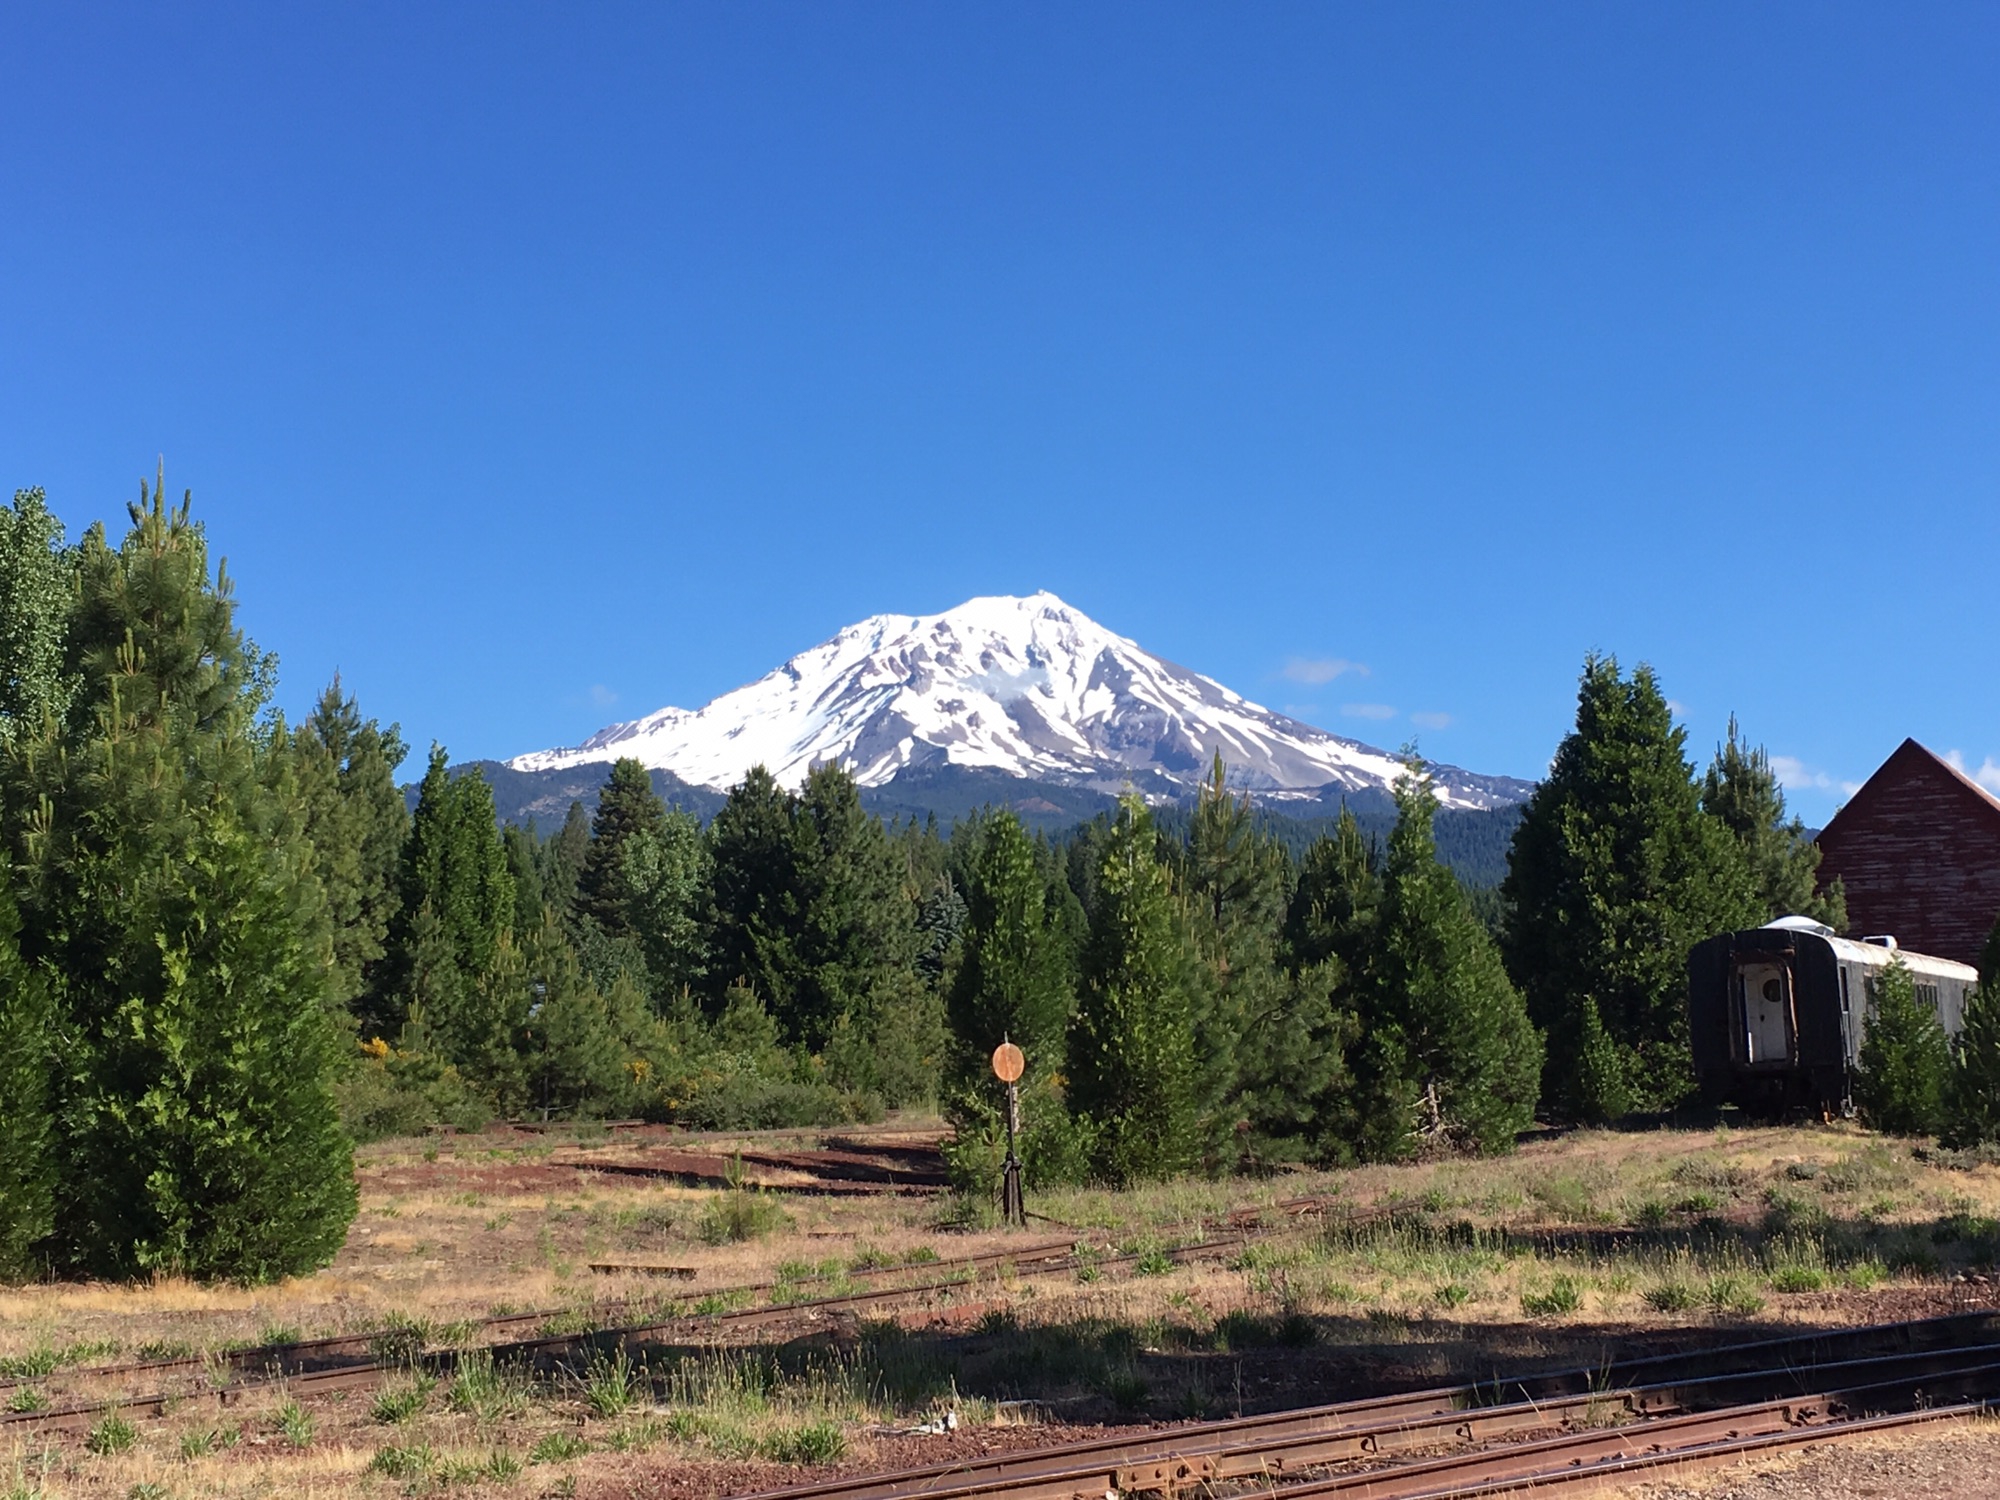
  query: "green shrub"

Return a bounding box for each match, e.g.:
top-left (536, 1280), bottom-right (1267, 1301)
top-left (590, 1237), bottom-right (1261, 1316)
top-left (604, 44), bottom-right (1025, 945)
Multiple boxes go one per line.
top-left (1856, 959), bottom-right (1950, 1137)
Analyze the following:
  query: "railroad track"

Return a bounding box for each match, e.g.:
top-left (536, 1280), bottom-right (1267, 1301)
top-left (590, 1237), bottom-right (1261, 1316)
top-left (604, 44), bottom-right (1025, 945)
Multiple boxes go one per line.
top-left (0, 1196), bottom-right (1348, 1436)
top-left (721, 1310), bottom-right (2000, 1500)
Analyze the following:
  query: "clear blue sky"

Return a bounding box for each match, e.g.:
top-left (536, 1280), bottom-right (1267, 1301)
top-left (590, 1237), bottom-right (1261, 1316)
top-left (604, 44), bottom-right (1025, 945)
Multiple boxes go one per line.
top-left (3, 4), bottom-right (1996, 822)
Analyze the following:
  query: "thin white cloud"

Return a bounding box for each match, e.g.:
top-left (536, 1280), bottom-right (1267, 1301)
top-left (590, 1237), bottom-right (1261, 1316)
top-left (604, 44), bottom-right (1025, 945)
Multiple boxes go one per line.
top-left (1341, 703), bottom-right (1397, 721)
top-left (588, 684), bottom-right (619, 708)
top-left (1945, 749), bottom-right (2000, 796)
top-left (1283, 657), bottom-right (1368, 685)
top-left (1769, 754), bottom-right (1838, 792)
top-left (1410, 711), bottom-right (1453, 731)
top-left (1666, 699), bottom-right (1688, 718)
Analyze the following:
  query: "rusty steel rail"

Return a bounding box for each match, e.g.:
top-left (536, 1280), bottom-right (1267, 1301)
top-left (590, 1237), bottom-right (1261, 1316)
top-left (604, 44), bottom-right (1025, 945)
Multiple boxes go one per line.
top-left (723, 1340), bottom-right (2000, 1500)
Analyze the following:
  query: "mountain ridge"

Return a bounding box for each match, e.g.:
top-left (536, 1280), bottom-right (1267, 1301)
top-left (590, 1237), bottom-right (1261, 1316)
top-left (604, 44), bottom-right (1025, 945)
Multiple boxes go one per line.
top-left (508, 591), bottom-right (1533, 812)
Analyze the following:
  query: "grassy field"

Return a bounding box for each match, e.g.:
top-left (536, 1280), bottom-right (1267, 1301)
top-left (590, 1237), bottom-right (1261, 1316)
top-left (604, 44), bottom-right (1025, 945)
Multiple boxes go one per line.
top-left (8, 1117), bottom-right (2000, 1498)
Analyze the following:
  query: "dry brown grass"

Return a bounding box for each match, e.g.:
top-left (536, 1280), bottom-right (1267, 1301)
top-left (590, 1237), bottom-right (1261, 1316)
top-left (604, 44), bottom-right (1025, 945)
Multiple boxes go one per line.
top-left (9, 1117), bottom-right (2000, 1496)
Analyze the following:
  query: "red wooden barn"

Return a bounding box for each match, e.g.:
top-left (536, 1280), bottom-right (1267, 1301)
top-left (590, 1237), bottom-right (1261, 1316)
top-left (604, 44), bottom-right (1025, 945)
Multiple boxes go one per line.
top-left (1814, 739), bottom-right (2000, 969)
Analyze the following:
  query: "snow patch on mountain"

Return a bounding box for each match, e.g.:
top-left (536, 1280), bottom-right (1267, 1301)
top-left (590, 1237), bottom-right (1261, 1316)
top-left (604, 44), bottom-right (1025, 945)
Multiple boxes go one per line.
top-left (508, 592), bottom-right (1531, 811)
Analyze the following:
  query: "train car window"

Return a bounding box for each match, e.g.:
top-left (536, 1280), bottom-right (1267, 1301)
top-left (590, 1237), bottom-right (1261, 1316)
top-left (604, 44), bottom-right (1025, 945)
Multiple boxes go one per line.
top-left (1839, 969), bottom-right (1850, 1013)
top-left (1916, 983), bottom-right (1939, 1012)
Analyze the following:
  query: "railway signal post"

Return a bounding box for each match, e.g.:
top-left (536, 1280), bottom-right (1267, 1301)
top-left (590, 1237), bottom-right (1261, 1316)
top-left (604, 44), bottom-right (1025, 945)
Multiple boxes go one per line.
top-left (992, 1038), bottom-right (1026, 1226)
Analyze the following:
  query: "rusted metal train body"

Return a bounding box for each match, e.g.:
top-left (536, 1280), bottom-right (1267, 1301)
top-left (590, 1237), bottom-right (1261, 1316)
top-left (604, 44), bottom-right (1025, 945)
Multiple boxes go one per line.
top-left (1688, 916), bottom-right (1978, 1114)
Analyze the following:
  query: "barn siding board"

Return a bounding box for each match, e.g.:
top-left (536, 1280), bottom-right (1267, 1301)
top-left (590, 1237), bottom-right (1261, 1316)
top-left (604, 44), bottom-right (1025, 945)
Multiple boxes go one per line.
top-left (1814, 739), bottom-right (2000, 969)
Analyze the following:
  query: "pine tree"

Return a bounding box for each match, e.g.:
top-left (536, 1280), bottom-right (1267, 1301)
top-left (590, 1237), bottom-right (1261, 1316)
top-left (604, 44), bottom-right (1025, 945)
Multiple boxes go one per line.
top-left (0, 874), bottom-right (54, 1279)
top-left (706, 766), bottom-right (806, 1017)
top-left (793, 764), bottom-right (936, 1103)
top-left (1944, 918), bottom-right (2000, 1148)
top-left (1366, 767), bottom-right (1542, 1156)
top-left (574, 758), bottom-right (668, 938)
top-left (295, 679), bottom-right (409, 1013)
top-left (1855, 958), bottom-right (1950, 1137)
top-left (1702, 717), bottom-right (1845, 928)
top-left (1286, 808), bottom-right (1381, 981)
top-left (0, 487), bottom-right (78, 748)
top-left (1502, 655), bottom-right (1757, 1117)
top-left (12, 479), bottom-right (355, 1280)
top-left (540, 801), bottom-right (591, 921)
top-left (1067, 798), bottom-right (1203, 1183)
top-left (947, 810), bottom-right (1075, 1087)
top-left (623, 809), bottom-right (711, 1001)
top-left (383, 748), bottom-right (515, 1035)
top-left (1180, 756), bottom-right (1354, 1166)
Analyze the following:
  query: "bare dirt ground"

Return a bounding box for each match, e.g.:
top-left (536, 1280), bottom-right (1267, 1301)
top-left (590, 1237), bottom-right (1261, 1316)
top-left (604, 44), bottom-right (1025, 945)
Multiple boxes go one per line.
top-left (11, 1118), bottom-right (2000, 1498)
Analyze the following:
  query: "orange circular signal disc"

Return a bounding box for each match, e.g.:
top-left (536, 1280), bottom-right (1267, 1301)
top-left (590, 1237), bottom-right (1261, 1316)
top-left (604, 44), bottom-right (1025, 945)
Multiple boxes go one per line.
top-left (991, 1041), bottom-right (1025, 1083)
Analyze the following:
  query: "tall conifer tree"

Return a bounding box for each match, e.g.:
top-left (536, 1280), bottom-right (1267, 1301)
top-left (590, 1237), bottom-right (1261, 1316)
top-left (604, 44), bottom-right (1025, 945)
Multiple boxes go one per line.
top-left (1067, 798), bottom-right (1203, 1182)
top-left (1502, 655), bottom-right (1757, 1117)
top-left (706, 766), bottom-right (806, 1016)
top-left (11, 479), bottom-right (354, 1280)
top-left (947, 810), bottom-right (1075, 1085)
top-left (1368, 768), bottom-right (1542, 1156)
top-left (574, 758), bottom-right (668, 938)
top-left (1701, 717), bottom-right (1845, 928)
top-left (295, 679), bottom-right (409, 1013)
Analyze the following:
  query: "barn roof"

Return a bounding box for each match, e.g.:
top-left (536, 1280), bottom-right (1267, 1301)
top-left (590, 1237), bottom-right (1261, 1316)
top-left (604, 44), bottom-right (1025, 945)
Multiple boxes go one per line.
top-left (1817, 738), bottom-right (2000, 847)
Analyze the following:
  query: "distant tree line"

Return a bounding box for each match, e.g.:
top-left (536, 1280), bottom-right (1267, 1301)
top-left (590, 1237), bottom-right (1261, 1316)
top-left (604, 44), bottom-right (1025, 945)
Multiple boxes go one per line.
top-left (8, 482), bottom-right (2000, 1286)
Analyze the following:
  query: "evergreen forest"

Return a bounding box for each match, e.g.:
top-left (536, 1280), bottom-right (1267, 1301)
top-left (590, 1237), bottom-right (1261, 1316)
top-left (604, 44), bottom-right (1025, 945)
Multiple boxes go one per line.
top-left (5, 481), bottom-right (1999, 1286)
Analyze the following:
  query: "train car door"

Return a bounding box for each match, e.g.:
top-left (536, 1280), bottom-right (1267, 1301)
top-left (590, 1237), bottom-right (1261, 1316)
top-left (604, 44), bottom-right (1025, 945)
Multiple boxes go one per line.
top-left (1737, 962), bottom-right (1793, 1063)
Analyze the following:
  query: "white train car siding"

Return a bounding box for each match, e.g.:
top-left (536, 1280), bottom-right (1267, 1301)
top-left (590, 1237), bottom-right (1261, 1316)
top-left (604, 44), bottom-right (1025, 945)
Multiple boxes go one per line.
top-left (1823, 933), bottom-right (1979, 1067)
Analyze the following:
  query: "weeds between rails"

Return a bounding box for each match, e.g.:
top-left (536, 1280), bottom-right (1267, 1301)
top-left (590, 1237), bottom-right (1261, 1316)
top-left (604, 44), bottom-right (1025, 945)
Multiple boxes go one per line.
top-left (725, 1312), bottom-right (2000, 1500)
top-left (0, 1198), bottom-right (1355, 1437)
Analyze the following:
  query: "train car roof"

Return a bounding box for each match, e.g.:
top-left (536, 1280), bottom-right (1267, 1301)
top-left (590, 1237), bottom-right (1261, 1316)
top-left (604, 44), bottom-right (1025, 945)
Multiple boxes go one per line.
top-left (1757, 917), bottom-right (1978, 981)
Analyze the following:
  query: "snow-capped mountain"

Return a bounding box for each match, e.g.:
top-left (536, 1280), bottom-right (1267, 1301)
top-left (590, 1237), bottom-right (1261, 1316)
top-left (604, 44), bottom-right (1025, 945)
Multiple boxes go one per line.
top-left (508, 593), bottom-right (1532, 811)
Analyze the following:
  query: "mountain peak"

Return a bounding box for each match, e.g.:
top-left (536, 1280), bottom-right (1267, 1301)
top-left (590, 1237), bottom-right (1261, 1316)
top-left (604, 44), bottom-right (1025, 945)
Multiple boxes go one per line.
top-left (507, 593), bottom-right (1530, 810)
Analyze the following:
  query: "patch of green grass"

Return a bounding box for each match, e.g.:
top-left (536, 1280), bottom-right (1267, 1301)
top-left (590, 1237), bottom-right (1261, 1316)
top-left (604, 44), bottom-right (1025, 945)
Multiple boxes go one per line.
top-left (86, 1414), bottom-right (136, 1456)
top-left (448, 1351), bottom-right (531, 1422)
top-left (760, 1420), bottom-right (847, 1465)
top-left (1134, 1248), bottom-right (1175, 1276)
top-left (368, 1442), bottom-right (437, 1479)
top-left (6, 1388), bottom-right (47, 1414)
top-left (1521, 1276), bottom-right (1584, 1317)
top-left (1705, 1275), bottom-right (1765, 1315)
top-left (608, 1416), bottom-right (667, 1452)
top-left (530, 1432), bottom-right (590, 1464)
top-left (371, 1373), bottom-right (435, 1424)
top-left (1643, 1281), bottom-right (1699, 1312)
top-left (580, 1346), bottom-right (640, 1419)
top-left (275, 1397), bottom-right (314, 1448)
top-left (1629, 1198), bottom-right (1671, 1230)
top-left (256, 1322), bottom-right (302, 1348)
top-left (699, 1189), bottom-right (791, 1245)
top-left (1433, 1282), bottom-right (1473, 1309)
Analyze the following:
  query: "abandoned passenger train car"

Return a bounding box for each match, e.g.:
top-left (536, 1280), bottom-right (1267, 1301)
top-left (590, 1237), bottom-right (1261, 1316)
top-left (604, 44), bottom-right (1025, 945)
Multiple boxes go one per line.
top-left (1688, 916), bottom-right (1978, 1114)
